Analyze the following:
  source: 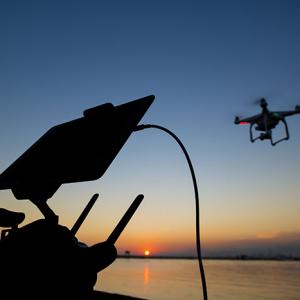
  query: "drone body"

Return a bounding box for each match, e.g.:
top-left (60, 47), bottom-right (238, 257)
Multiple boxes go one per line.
top-left (235, 98), bottom-right (300, 145)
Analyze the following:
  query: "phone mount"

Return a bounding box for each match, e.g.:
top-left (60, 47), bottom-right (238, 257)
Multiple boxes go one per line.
top-left (0, 95), bottom-right (154, 221)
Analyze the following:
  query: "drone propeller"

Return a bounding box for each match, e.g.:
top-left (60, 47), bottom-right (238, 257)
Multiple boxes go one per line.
top-left (251, 97), bottom-right (264, 105)
top-left (252, 98), bottom-right (267, 107)
top-left (253, 98), bottom-right (262, 105)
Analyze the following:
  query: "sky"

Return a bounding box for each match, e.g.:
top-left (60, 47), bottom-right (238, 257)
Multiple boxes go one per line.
top-left (1, 0), bottom-right (300, 257)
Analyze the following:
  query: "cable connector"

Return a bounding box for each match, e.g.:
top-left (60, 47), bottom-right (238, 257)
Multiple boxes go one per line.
top-left (134, 124), bottom-right (152, 131)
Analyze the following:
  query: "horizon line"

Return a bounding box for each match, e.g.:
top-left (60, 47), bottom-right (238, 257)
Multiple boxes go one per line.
top-left (117, 254), bottom-right (300, 261)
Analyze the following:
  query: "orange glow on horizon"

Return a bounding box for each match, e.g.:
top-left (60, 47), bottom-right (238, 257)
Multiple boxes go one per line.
top-left (144, 250), bottom-right (150, 256)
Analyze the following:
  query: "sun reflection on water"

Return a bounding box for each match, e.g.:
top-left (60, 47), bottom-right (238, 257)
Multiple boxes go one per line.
top-left (143, 263), bottom-right (150, 293)
top-left (143, 263), bottom-right (150, 285)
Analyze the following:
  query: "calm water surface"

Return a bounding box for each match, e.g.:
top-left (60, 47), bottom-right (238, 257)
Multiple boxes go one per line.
top-left (96, 259), bottom-right (300, 299)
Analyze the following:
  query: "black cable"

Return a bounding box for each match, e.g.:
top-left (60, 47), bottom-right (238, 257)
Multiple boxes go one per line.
top-left (134, 124), bottom-right (208, 300)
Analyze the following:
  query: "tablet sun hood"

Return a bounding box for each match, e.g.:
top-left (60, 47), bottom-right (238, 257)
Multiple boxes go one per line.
top-left (0, 95), bottom-right (154, 207)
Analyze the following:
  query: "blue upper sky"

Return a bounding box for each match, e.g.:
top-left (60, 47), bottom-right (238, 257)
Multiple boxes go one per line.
top-left (1, 0), bottom-right (300, 255)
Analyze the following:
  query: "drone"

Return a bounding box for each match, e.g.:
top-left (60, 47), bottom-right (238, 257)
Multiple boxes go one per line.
top-left (234, 98), bottom-right (300, 146)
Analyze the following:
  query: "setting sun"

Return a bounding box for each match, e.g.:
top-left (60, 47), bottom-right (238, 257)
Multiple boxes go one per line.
top-left (144, 250), bottom-right (150, 256)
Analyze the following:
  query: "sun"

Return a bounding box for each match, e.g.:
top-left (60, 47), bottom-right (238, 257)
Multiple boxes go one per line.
top-left (144, 250), bottom-right (150, 256)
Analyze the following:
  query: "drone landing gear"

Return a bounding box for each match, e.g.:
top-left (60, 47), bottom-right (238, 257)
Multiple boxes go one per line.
top-left (250, 119), bottom-right (290, 146)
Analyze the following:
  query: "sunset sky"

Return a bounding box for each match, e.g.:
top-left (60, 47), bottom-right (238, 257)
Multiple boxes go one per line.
top-left (1, 0), bottom-right (300, 257)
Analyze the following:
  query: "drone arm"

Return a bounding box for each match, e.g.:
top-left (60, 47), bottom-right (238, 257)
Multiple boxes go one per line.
top-left (238, 114), bottom-right (262, 124)
top-left (275, 110), bottom-right (300, 117)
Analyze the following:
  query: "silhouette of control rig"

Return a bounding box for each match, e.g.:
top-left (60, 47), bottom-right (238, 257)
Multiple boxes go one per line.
top-left (0, 95), bottom-right (154, 299)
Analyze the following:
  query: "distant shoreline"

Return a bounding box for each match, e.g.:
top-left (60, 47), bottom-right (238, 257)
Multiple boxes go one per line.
top-left (117, 255), bottom-right (300, 261)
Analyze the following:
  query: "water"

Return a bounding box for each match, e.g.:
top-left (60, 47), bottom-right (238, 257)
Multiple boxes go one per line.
top-left (96, 259), bottom-right (300, 299)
